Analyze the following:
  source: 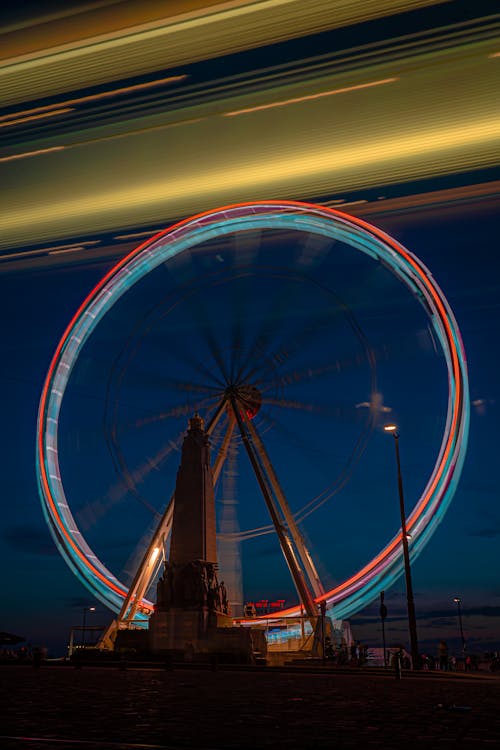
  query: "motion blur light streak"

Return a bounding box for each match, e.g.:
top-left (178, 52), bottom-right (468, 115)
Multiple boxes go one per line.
top-left (1, 13), bottom-right (498, 250)
top-left (222, 77), bottom-right (399, 116)
top-left (0, 0), bottom-right (443, 105)
top-left (1, 115), bottom-right (498, 248)
top-left (0, 146), bottom-right (66, 164)
top-left (0, 109), bottom-right (75, 129)
top-left (0, 73), bottom-right (189, 125)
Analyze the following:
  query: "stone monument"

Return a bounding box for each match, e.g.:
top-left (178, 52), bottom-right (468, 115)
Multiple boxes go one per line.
top-left (149, 414), bottom-right (262, 661)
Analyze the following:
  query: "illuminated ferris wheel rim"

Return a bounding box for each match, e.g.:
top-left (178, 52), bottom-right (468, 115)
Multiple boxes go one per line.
top-left (36, 200), bottom-right (469, 623)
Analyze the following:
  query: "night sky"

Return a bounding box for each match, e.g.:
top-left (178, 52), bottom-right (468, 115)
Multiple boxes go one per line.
top-left (1, 0), bottom-right (499, 657)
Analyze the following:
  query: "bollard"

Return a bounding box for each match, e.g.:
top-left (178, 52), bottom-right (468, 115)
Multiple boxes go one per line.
top-left (393, 650), bottom-right (403, 680)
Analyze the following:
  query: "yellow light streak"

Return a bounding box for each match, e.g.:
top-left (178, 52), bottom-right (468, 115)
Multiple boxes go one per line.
top-left (0, 108), bottom-right (74, 128)
top-left (0, 74), bottom-right (188, 123)
top-left (1, 115), bottom-right (206, 163)
top-left (114, 231), bottom-right (157, 240)
top-left (0, 240), bottom-right (98, 262)
top-left (48, 246), bottom-right (86, 255)
top-left (223, 77), bottom-right (399, 116)
top-left (337, 199), bottom-right (369, 207)
top-left (0, 146), bottom-right (65, 162)
top-left (0, 0), bottom-right (447, 107)
top-left (2, 116), bottom-right (497, 238)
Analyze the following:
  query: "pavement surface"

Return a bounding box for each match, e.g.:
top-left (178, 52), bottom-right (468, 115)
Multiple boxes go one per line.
top-left (2, 663), bottom-right (500, 749)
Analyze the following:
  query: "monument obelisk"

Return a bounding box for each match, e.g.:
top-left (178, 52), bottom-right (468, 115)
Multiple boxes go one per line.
top-left (149, 414), bottom-right (237, 655)
top-left (169, 412), bottom-right (218, 568)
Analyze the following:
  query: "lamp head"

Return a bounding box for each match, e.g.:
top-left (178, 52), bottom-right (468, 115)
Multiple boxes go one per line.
top-left (384, 423), bottom-right (399, 437)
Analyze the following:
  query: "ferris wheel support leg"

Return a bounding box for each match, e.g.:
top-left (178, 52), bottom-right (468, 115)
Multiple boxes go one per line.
top-left (230, 397), bottom-right (317, 619)
top-left (205, 395), bottom-right (229, 435)
top-left (211, 410), bottom-right (236, 485)
top-left (243, 413), bottom-right (325, 600)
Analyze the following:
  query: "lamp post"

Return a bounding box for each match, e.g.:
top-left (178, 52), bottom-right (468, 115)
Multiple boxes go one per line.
top-left (384, 424), bottom-right (420, 670)
top-left (380, 590), bottom-right (388, 667)
top-left (453, 597), bottom-right (466, 655)
top-left (81, 606), bottom-right (96, 648)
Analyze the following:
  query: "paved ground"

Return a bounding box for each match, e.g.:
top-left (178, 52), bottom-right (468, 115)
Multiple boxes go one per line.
top-left (2, 664), bottom-right (500, 749)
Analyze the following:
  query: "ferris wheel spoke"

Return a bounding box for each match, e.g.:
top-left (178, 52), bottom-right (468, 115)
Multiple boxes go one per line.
top-left (256, 408), bottom-right (341, 467)
top-left (225, 275), bottom-right (251, 384)
top-left (222, 230), bottom-right (265, 382)
top-left (249, 406), bottom-right (373, 536)
top-left (111, 367), bottom-right (224, 396)
top-left (258, 405), bottom-right (373, 504)
top-left (256, 350), bottom-right (374, 395)
top-left (152, 333), bottom-right (227, 389)
top-left (260, 396), bottom-right (362, 420)
top-left (294, 421), bottom-right (375, 524)
top-left (180, 288), bottom-right (233, 384)
top-left (131, 394), bottom-right (222, 429)
top-left (238, 303), bottom-right (354, 387)
top-left (250, 283), bottom-right (376, 389)
top-left (233, 271), bottom-right (312, 383)
top-left (103, 425), bottom-right (188, 512)
top-left (100, 396), bottom-right (229, 539)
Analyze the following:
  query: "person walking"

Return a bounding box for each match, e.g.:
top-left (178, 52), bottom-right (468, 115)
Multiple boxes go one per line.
top-left (439, 640), bottom-right (449, 671)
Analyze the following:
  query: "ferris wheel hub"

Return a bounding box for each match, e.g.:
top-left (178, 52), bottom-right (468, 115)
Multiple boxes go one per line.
top-left (226, 383), bottom-right (262, 420)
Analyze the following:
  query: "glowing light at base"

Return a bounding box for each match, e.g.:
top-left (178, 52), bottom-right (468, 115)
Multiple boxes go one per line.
top-left (36, 201), bottom-right (469, 623)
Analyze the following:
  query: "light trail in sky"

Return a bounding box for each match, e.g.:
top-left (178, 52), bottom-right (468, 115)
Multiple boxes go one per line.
top-left (0, 0), bottom-right (443, 105)
top-left (0, 4), bottom-right (498, 252)
top-left (223, 77), bottom-right (399, 116)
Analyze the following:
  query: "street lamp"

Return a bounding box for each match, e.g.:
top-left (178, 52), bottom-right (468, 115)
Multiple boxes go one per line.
top-left (384, 424), bottom-right (420, 669)
top-left (453, 596), bottom-right (466, 655)
top-left (81, 606), bottom-right (96, 648)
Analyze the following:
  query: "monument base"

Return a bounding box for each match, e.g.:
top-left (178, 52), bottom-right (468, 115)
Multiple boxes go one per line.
top-left (149, 607), bottom-right (263, 662)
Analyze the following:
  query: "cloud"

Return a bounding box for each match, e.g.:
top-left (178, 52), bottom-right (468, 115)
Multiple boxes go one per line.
top-left (425, 617), bottom-right (455, 630)
top-left (351, 606), bottom-right (500, 627)
top-left (3, 525), bottom-right (57, 556)
top-left (63, 595), bottom-right (100, 610)
top-left (468, 523), bottom-right (500, 538)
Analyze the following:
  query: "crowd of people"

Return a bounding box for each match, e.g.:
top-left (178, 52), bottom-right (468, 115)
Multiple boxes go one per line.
top-left (420, 641), bottom-right (480, 671)
top-left (321, 638), bottom-right (483, 671)
top-left (0, 646), bottom-right (47, 664)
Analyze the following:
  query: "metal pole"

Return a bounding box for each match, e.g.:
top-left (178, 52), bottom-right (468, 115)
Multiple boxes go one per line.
top-left (82, 606), bottom-right (95, 649)
top-left (320, 600), bottom-right (326, 664)
top-left (392, 432), bottom-right (420, 670)
top-left (82, 608), bottom-right (87, 648)
top-left (454, 597), bottom-right (466, 654)
top-left (380, 590), bottom-right (388, 667)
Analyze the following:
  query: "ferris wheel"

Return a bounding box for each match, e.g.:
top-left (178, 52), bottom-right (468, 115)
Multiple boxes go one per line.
top-left (36, 201), bottom-right (469, 633)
